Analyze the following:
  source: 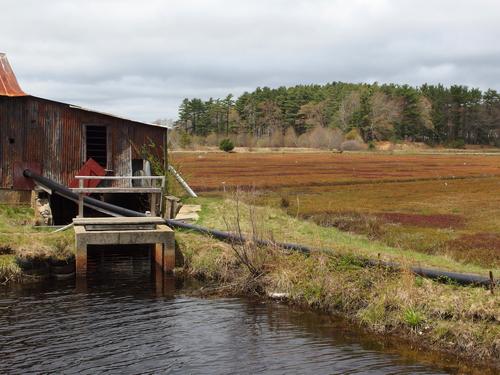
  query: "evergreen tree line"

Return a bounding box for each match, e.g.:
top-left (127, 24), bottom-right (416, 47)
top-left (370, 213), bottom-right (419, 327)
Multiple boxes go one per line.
top-left (176, 82), bottom-right (500, 146)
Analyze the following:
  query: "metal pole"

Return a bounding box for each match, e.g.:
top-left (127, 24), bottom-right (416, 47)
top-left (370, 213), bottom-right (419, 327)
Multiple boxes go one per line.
top-left (163, 127), bottom-right (169, 215)
top-left (168, 165), bottom-right (197, 198)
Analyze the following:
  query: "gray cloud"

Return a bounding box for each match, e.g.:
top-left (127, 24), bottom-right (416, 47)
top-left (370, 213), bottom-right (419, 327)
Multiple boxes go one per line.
top-left (2, 0), bottom-right (500, 121)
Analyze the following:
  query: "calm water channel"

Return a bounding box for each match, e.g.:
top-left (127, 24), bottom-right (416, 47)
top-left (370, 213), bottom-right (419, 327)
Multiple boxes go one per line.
top-left (0, 249), bottom-right (491, 374)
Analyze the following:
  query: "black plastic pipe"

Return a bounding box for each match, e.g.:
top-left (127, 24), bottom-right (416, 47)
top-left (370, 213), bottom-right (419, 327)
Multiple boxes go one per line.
top-left (24, 169), bottom-right (496, 287)
top-left (168, 220), bottom-right (495, 286)
top-left (23, 169), bottom-right (144, 218)
top-left (164, 219), bottom-right (311, 254)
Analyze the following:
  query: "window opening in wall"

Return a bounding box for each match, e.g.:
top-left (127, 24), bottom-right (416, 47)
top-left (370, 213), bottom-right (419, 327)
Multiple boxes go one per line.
top-left (86, 126), bottom-right (107, 167)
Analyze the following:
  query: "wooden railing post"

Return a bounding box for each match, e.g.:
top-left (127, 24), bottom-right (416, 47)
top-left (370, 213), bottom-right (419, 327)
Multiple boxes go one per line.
top-left (78, 178), bottom-right (84, 217)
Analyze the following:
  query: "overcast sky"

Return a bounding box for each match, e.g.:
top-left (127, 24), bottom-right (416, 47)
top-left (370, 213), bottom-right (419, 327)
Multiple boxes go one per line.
top-left (2, 0), bottom-right (500, 122)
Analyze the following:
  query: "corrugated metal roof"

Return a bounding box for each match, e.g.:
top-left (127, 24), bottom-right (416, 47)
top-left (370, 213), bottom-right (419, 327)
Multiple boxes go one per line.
top-left (67, 104), bottom-right (168, 129)
top-left (0, 53), bottom-right (27, 97)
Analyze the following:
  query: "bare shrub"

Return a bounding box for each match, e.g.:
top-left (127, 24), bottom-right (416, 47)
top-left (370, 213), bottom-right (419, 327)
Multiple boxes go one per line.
top-left (334, 91), bottom-right (361, 131)
top-left (192, 135), bottom-right (206, 148)
top-left (238, 133), bottom-right (256, 148)
top-left (205, 132), bottom-right (219, 146)
top-left (341, 140), bottom-right (367, 151)
top-left (302, 126), bottom-right (345, 150)
top-left (369, 92), bottom-right (403, 140)
top-left (167, 130), bottom-right (181, 149)
top-left (222, 191), bottom-right (275, 282)
top-left (284, 127), bottom-right (299, 147)
top-left (269, 131), bottom-right (284, 148)
top-left (330, 128), bottom-right (345, 150)
top-left (308, 126), bottom-right (331, 149)
top-left (256, 137), bottom-right (271, 148)
top-left (297, 132), bottom-right (310, 148)
top-left (234, 133), bottom-right (246, 147)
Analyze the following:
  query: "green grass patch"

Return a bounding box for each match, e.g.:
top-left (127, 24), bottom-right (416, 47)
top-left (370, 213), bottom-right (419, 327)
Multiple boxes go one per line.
top-left (190, 196), bottom-right (497, 276)
top-left (0, 204), bottom-right (75, 283)
top-left (403, 308), bottom-right (425, 328)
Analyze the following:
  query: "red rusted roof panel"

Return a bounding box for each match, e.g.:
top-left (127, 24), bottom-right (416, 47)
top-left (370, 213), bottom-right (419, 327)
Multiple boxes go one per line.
top-left (0, 53), bottom-right (26, 96)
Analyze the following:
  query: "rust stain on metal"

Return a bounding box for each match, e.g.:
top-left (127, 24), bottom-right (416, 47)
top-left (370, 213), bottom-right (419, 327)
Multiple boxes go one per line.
top-left (0, 54), bottom-right (166, 191)
top-left (0, 53), bottom-right (26, 97)
top-left (1, 95), bottom-right (165, 189)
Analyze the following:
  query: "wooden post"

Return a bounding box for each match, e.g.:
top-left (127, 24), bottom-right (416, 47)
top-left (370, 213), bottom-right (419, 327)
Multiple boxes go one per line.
top-left (153, 243), bottom-right (164, 270)
top-left (162, 127), bottom-right (169, 214)
top-left (150, 193), bottom-right (157, 217)
top-left (490, 271), bottom-right (495, 295)
top-left (78, 193), bottom-right (84, 218)
top-left (75, 235), bottom-right (87, 276)
top-left (78, 178), bottom-right (84, 218)
top-left (164, 239), bottom-right (175, 272)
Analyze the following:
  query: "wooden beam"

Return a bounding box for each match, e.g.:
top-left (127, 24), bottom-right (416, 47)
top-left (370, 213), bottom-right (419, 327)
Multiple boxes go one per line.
top-left (73, 217), bottom-right (165, 225)
top-left (78, 192), bottom-right (84, 218)
top-left (75, 175), bottom-right (164, 180)
top-left (71, 187), bottom-right (162, 194)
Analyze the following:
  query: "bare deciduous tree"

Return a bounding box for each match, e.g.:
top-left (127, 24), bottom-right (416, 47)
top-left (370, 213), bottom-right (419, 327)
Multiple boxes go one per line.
top-left (369, 92), bottom-right (403, 140)
top-left (335, 91), bottom-right (361, 132)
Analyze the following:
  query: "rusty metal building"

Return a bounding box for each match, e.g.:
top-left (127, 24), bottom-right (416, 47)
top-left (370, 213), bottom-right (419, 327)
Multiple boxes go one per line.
top-left (0, 53), bottom-right (166, 203)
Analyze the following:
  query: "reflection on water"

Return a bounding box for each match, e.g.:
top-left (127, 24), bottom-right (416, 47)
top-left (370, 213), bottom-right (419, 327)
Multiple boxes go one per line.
top-left (0, 248), bottom-right (491, 374)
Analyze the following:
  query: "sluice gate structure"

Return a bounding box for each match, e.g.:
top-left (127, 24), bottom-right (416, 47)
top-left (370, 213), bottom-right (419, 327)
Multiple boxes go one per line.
top-left (25, 170), bottom-right (176, 277)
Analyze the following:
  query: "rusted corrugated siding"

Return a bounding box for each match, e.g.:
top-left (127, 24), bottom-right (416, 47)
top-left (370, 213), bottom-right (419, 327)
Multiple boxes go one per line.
top-left (0, 96), bottom-right (165, 190)
top-left (0, 96), bottom-right (26, 187)
top-left (130, 124), bottom-right (165, 159)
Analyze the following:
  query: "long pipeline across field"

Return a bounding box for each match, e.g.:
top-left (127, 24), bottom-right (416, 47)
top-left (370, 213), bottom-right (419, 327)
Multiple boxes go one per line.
top-left (24, 169), bottom-right (497, 288)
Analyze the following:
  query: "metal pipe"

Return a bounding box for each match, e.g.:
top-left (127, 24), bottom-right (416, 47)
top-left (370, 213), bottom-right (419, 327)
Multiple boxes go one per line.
top-left (167, 219), bottom-right (495, 287)
top-left (23, 169), bottom-right (144, 217)
top-left (168, 165), bottom-right (197, 198)
top-left (52, 222), bottom-right (74, 233)
top-left (164, 219), bottom-right (310, 254)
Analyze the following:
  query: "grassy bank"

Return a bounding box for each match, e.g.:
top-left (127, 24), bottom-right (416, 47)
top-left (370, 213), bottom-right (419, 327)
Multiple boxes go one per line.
top-left (176, 196), bottom-right (499, 367)
top-left (192, 197), bottom-right (498, 275)
top-left (0, 204), bottom-right (74, 284)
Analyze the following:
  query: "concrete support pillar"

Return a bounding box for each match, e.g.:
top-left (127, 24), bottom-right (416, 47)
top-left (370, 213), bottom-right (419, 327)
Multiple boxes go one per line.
top-left (76, 238), bottom-right (87, 276)
top-left (75, 276), bottom-right (88, 292)
top-left (152, 263), bottom-right (176, 296)
top-left (152, 238), bottom-right (175, 274)
top-left (163, 239), bottom-right (175, 272)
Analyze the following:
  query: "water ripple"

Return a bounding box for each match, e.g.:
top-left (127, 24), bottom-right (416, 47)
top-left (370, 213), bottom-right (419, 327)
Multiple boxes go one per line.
top-left (0, 256), bottom-right (458, 374)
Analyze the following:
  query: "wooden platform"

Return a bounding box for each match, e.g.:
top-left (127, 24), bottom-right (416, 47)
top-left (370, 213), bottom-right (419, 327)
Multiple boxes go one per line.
top-left (174, 204), bottom-right (201, 223)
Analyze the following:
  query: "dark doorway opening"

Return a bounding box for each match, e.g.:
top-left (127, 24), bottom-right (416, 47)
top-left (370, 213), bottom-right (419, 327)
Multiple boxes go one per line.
top-left (86, 125), bottom-right (107, 167)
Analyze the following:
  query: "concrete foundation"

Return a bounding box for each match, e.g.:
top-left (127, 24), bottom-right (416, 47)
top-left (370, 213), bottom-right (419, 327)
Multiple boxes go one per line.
top-left (73, 217), bottom-right (174, 276)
